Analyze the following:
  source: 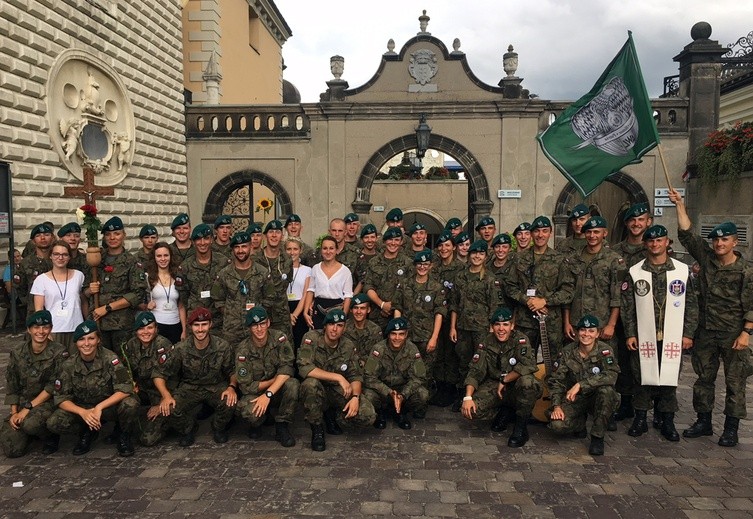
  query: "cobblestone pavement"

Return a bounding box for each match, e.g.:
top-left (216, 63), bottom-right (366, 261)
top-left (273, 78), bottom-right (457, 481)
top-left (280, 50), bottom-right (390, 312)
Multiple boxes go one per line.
top-left (0, 332), bottom-right (752, 519)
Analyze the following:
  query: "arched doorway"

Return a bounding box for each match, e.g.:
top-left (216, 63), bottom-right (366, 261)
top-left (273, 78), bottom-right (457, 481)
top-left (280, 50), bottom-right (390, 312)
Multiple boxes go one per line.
top-left (203, 170), bottom-right (293, 232)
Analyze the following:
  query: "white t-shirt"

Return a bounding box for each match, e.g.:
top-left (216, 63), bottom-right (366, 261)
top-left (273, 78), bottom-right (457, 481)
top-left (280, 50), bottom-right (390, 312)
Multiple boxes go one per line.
top-left (287, 264), bottom-right (312, 301)
top-left (307, 263), bottom-right (353, 300)
top-left (151, 281), bottom-right (181, 325)
top-left (30, 270), bottom-right (85, 332)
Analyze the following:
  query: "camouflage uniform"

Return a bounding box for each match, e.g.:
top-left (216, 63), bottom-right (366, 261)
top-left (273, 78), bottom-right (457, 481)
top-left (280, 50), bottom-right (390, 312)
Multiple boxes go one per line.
top-left (153, 334), bottom-right (236, 436)
top-left (338, 241), bottom-right (362, 277)
top-left (211, 242), bottom-right (231, 258)
top-left (363, 339), bottom-right (429, 414)
top-left (235, 329), bottom-right (299, 426)
top-left (354, 250), bottom-right (378, 289)
top-left (299, 241), bottom-right (318, 268)
top-left (547, 340), bottom-right (620, 438)
top-left (363, 253), bottom-right (413, 328)
top-left (465, 329), bottom-right (542, 419)
top-left (0, 339), bottom-right (68, 457)
top-left (488, 258), bottom-right (517, 311)
top-left (176, 252), bottom-right (230, 327)
top-left (47, 348), bottom-right (139, 436)
top-left (431, 258), bottom-right (466, 387)
top-left (132, 249), bottom-right (151, 270)
top-left (168, 242), bottom-right (195, 265)
top-left (621, 259), bottom-right (698, 412)
top-left (343, 318), bottom-right (383, 367)
top-left (253, 249), bottom-right (294, 338)
top-left (297, 330), bottom-right (376, 427)
top-left (555, 236), bottom-right (586, 256)
top-left (119, 334), bottom-right (175, 446)
top-left (211, 262), bottom-right (268, 347)
top-left (67, 249), bottom-right (89, 275)
top-left (678, 229), bottom-right (753, 418)
top-left (14, 255), bottom-right (52, 318)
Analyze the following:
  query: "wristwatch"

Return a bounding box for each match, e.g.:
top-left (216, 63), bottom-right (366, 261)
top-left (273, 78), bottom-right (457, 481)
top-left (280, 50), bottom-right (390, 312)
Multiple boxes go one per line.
top-left (105, 304), bottom-right (113, 313)
top-left (265, 390), bottom-right (274, 398)
top-left (744, 329), bottom-right (753, 336)
top-left (23, 402), bottom-right (33, 410)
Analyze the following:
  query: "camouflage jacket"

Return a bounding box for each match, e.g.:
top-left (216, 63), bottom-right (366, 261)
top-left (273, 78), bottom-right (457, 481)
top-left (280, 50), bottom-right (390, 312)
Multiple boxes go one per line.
top-left (210, 261), bottom-right (268, 339)
top-left (363, 253), bottom-right (414, 319)
top-left (53, 347), bottom-right (134, 407)
top-left (131, 249), bottom-right (151, 270)
top-left (465, 329), bottom-right (537, 389)
top-left (678, 228), bottom-right (753, 330)
top-left (176, 252), bottom-right (231, 316)
top-left (297, 330), bottom-right (363, 383)
top-left (431, 258), bottom-right (466, 296)
top-left (363, 339), bottom-right (427, 399)
top-left (343, 318), bottom-right (384, 366)
top-left (4, 339), bottom-right (68, 406)
top-left (91, 250), bottom-right (145, 331)
top-left (450, 268), bottom-right (499, 332)
top-left (253, 248), bottom-right (294, 322)
top-left (234, 328), bottom-right (295, 395)
top-left (168, 242), bottom-right (195, 265)
top-left (393, 277), bottom-right (447, 344)
top-left (549, 340), bottom-right (619, 407)
top-left (119, 335), bottom-right (175, 403)
top-left (611, 240), bottom-right (646, 269)
top-left (555, 236), bottom-right (586, 257)
top-left (488, 256), bottom-right (517, 310)
top-left (354, 250), bottom-right (378, 287)
top-left (566, 246), bottom-right (627, 327)
top-left (154, 335), bottom-right (234, 391)
top-left (299, 241), bottom-right (318, 268)
top-left (15, 254), bottom-right (52, 316)
top-left (211, 241), bottom-right (232, 258)
top-left (67, 250), bottom-right (89, 275)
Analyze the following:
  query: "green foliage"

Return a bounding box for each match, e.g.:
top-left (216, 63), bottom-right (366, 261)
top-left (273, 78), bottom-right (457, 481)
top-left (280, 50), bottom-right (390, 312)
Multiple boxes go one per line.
top-left (697, 122), bottom-right (753, 187)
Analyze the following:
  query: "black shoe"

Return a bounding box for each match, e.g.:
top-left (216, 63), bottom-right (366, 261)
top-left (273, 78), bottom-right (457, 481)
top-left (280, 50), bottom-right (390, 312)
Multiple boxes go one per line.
top-left (660, 412), bottom-right (680, 442)
top-left (72, 430), bottom-right (98, 455)
top-left (117, 431), bottom-right (135, 457)
top-left (718, 416), bottom-right (740, 447)
top-left (606, 416), bottom-right (618, 432)
top-left (41, 435), bottom-right (60, 455)
top-left (105, 424), bottom-right (121, 445)
top-left (491, 406), bottom-right (514, 432)
top-left (178, 423), bottom-right (198, 447)
top-left (627, 410), bottom-right (648, 437)
top-left (324, 409), bottom-right (343, 435)
top-left (374, 409), bottom-right (387, 430)
top-left (613, 395), bottom-right (634, 421)
top-left (588, 435), bottom-right (605, 456)
top-left (196, 402), bottom-right (214, 420)
top-left (212, 429), bottom-right (229, 444)
top-left (275, 422), bottom-right (296, 448)
top-left (683, 412), bottom-right (713, 438)
top-left (310, 423), bottom-right (326, 451)
top-left (247, 426), bottom-right (263, 439)
top-left (395, 412), bottom-right (412, 430)
top-left (507, 416), bottom-right (529, 448)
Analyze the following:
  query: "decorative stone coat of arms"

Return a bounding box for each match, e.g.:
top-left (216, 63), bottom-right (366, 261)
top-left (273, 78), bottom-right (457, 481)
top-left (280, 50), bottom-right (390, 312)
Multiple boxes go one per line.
top-left (408, 49), bottom-right (438, 92)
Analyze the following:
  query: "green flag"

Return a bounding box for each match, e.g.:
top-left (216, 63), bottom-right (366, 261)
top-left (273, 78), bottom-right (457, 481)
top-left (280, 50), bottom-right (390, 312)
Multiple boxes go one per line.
top-left (536, 32), bottom-right (660, 197)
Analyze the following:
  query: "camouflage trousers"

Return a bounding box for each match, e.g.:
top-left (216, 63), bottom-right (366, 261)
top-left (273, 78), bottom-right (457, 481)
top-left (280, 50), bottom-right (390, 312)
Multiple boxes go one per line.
top-left (0, 402), bottom-right (56, 458)
top-left (266, 304), bottom-right (293, 339)
top-left (471, 375), bottom-right (542, 421)
top-left (413, 340), bottom-right (436, 386)
top-left (434, 321), bottom-right (461, 386)
top-left (517, 320), bottom-right (564, 364)
top-left (170, 384), bottom-right (236, 434)
top-left (134, 392), bottom-right (171, 447)
top-left (237, 378), bottom-right (300, 427)
top-left (454, 329), bottom-right (487, 389)
top-left (691, 328), bottom-right (753, 419)
top-left (629, 347), bottom-right (680, 412)
top-left (547, 386), bottom-right (619, 438)
top-left (300, 378), bottom-right (376, 427)
top-left (46, 396), bottom-right (139, 436)
top-left (614, 321), bottom-right (635, 397)
top-left (363, 384), bottom-right (429, 416)
top-left (99, 329), bottom-right (132, 354)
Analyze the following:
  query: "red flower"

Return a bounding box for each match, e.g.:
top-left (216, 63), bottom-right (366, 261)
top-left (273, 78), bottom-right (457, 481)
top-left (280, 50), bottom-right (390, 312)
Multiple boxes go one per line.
top-left (104, 266), bottom-right (114, 273)
top-left (80, 204), bottom-right (98, 216)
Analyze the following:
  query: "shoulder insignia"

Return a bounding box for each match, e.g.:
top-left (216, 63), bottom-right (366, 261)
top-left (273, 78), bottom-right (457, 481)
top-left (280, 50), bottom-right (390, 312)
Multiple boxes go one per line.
top-left (159, 354), bottom-right (167, 364)
top-left (601, 349), bottom-right (611, 356)
top-left (278, 335), bottom-right (287, 342)
top-left (415, 352), bottom-right (421, 359)
top-left (606, 357), bottom-right (614, 365)
top-left (618, 258), bottom-right (625, 264)
top-left (621, 281), bottom-right (628, 291)
top-left (238, 355), bottom-right (246, 362)
top-left (472, 353), bottom-right (480, 363)
top-left (372, 350), bottom-right (380, 357)
top-left (477, 343), bottom-right (485, 350)
top-left (54, 379), bottom-right (61, 391)
top-left (175, 277), bottom-right (184, 287)
top-left (494, 280), bottom-right (500, 286)
top-left (61, 351), bottom-right (69, 358)
top-left (157, 347), bottom-right (165, 354)
top-left (518, 338), bottom-right (526, 344)
top-left (111, 358), bottom-right (120, 366)
top-left (304, 338), bottom-right (312, 345)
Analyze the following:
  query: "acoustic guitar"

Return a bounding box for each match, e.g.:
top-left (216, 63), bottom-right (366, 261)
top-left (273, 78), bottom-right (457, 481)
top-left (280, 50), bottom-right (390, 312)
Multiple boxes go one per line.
top-left (531, 312), bottom-right (554, 423)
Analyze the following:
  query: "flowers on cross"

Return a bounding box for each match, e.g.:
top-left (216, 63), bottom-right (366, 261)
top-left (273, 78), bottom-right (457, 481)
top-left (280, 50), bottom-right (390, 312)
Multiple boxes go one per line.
top-left (78, 204), bottom-right (101, 244)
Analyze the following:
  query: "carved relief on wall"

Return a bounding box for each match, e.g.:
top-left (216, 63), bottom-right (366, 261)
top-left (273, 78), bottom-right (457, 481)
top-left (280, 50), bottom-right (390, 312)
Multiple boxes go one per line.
top-left (47, 49), bottom-right (135, 186)
top-left (408, 49), bottom-right (439, 93)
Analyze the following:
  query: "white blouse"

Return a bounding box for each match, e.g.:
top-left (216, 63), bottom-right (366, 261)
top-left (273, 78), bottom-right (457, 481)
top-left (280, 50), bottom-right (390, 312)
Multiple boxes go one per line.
top-left (288, 264), bottom-right (312, 301)
top-left (307, 263), bottom-right (353, 300)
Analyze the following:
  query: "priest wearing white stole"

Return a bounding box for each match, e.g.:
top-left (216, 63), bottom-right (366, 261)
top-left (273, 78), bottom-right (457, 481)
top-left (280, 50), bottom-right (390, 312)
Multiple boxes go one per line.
top-left (621, 225), bottom-right (698, 442)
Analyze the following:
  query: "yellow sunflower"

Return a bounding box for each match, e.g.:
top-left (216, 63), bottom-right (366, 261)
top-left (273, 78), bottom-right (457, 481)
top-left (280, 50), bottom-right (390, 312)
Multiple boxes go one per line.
top-left (255, 198), bottom-right (274, 215)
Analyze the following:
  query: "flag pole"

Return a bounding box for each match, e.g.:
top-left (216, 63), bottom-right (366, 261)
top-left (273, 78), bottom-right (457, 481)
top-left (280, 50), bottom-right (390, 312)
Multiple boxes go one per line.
top-left (657, 143), bottom-right (674, 191)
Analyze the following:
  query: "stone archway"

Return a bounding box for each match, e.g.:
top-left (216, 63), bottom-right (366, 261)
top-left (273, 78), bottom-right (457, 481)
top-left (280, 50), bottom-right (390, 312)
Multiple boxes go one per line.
top-left (352, 134), bottom-right (492, 230)
top-left (203, 169), bottom-right (293, 225)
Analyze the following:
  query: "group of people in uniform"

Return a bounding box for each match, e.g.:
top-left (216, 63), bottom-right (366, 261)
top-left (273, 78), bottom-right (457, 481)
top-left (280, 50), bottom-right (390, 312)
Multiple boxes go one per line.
top-left (3, 187), bottom-right (752, 458)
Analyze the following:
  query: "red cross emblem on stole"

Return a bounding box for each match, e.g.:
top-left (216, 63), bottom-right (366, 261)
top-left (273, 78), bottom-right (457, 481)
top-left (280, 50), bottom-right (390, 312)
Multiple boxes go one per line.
top-left (640, 342), bottom-right (655, 358)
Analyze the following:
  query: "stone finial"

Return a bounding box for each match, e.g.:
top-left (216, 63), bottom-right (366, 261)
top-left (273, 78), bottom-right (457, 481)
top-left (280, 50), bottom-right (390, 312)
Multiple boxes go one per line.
top-left (418, 10), bottom-right (430, 34)
top-left (453, 38), bottom-right (461, 52)
top-left (503, 45), bottom-right (518, 78)
top-left (202, 51), bottom-right (222, 105)
top-left (385, 39), bottom-right (396, 55)
top-left (330, 55), bottom-right (344, 80)
top-left (691, 21), bottom-right (712, 41)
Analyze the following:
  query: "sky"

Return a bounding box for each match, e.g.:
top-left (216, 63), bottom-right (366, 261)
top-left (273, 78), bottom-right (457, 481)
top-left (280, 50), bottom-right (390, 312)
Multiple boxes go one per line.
top-left (279, 0), bottom-right (753, 103)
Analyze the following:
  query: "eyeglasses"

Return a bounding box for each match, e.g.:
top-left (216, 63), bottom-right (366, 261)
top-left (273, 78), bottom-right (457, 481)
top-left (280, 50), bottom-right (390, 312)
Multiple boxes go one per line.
top-left (51, 253), bottom-right (70, 258)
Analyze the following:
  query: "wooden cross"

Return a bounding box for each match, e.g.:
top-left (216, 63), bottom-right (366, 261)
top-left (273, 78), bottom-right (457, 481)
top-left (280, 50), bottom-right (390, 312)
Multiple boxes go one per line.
top-left (64, 165), bottom-right (114, 206)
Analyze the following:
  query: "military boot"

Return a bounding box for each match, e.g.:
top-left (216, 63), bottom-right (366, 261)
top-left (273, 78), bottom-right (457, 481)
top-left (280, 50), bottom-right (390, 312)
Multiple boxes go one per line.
top-left (507, 415), bottom-right (530, 448)
top-left (613, 394), bottom-right (634, 421)
top-left (275, 422), bottom-right (296, 448)
top-left (491, 406), bottom-right (514, 432)
top-left (310, 423), bottom-right (326, 452)
top-left (117, 431), bottom-right (135, 457)
top-left (627, 410), bottom-right (648, 437)
top-left (718, 416), bottom-right (740, 447)
top-left (41, 434), bottom-right (60, 455)
top-left (588, 435), bottom-right (605, 456)
top-left (374, 408), bottom-right (387, 429)
top-left (324, 409), bottom-right (343, 435)
top-left (72, 429), bottom-right (98, 455)
top-left (660, 412), bottom-right (680, 442)
top-left (683, 412), bottom-right (713, 438)
top-left (395, 411), bottom-right (412, 430)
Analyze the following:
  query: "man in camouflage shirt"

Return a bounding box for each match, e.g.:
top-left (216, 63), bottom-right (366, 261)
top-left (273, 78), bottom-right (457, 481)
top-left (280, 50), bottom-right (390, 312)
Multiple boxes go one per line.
top-left (343, 293), bottom-right (383, 367)
top-left (211, 214), bottom-right (233, 257)
top-left (14, 223), bottom-right (53, 318)
top-left (353, 224), bottom-right (379, 293)
top-left (555, 203), bottom-right (590, 255)
top-left (254, 220), bottom-right (294, 338)
top-left (364, 227), bottom-right (413, 329)
top-left (133, 224), bottom-right (158, 268)
top-left (168, 213), bottom-right (195, 264)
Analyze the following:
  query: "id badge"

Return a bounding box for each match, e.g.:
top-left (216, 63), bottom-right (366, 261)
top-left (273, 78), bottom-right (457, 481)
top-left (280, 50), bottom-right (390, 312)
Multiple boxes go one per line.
top-left (526, 289), bottom-right (536, 297)
top-left (55, 308), bottom-right (70, 317)
top-left (287, 293), bottom-right (297, 301)
top-left (163, 303), bottom-right (173, 310)
top-left (200, 290), bottom-right (211, 299)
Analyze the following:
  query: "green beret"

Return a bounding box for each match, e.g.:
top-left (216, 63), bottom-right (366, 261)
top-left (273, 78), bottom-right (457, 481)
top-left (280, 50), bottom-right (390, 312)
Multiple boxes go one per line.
top-left (385, 317), bottom-right (409, 334)
top-left (187, 306), bottom-right (212, 324)
top-left (708, 221), bottom-right (737, 239)
top-left (475, 216), bottom-right (495, 231)
top-left (230, 231), bottom-right (251, 246)
top-left (490, 307), bottom-right (513, 324)
top-left (191, 223), bottom-right (212, 240)
top-left (491, 233), bottom-right (512, 247)
top-left (436, 232), bottom-right (453, 245)
top-left (245, 306), bottom-right (269, 326)
top-left (383, 227), bottom-right (402, 241)
top-left (101, 216), bottom-right (123, 233)
top-left (643, 224), bottom-right (668, 241)
top-left (385, 208), bottom-right (403, 222)
top-left (445, 217), bottom-right (462, 230)
top-left (454, 232), bottom-right (470, 245)
top-left (139, 224), bottom-right (158, 238)
top-left (214, 215), bottom-right (232, 227)
top-left (344, 213), bottom-right (359, 224)
top-left (414, 249), bottom-right (432, 263)
top-left (623, 202), bottom-right (650, 222)
top-left (351, 293), bottom-right (371, 306)
top-left (26, 310), bottom-right (52, 328)
top-left (569, 204), bottom-right (590, 219)
top-left (581, 216), bottom-right (607, 232)
top-left (73, 320), bottom-right (98, 341)
top-left (513, 222), bottom-right (531, 235)
top-left (323, 308), bottom-right (346, 325)
top-left (576, 315), bottom-right (600, 329)
top-left (530, 216), bottom-right (552, 230)
top-left (284, 214), bottom-right (301, 226)
top-left (264, 220), bottom-right (283, 233)
top-left (30, 223), bottom-right (53, 239)
top-left (57, 222), bottom-right (81, 237)
top-left (134, 311), bottom-right (156, 329)
top-left (360, 224), bottom-right (377, 238)
top-left (247, 222), bottom-right (263, 234)
top-left (407, 223), bottom-right (426, 235)
top-left (468, 239), bottom-right (488, 253)
top-left (171, 213), bottom-right (190, 229)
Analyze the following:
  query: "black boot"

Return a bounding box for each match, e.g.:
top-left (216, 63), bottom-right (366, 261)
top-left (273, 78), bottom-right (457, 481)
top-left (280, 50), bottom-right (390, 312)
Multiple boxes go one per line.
top-left (178, 423), bottom-right (198, 447)
top-left (72, 429), bottom-right (98, 455)
top-left (428, 382), bottom-right (446, 406)
top-left (374, 408), bottom-right (387, 430)
top-left (41, 434), bottom-right (60, 455)
top-left (310, 423), bottom-right (326, 451)
top-left (606, 415), bottom-right (618, 432)
top-left (613, 394), bottom-right (634, 421)
top-left (507, 415), bottom-right (529, 448)
top-left (683, 412), bottom-right (713, 438)
top-left (324, 409), bottom-right (343, 435)
top-left (660, 412), bottom-right (680, 442)
top-left (491, 406), bottom-right (514, 432)
top-left (105, 423), bottom-right (121, 444)
top-left (247, 426), bottom-right (263, 439)
top-left (117, 431), bottom-right (135, 457)
top-left (437, 383), bottom-right (456, 407)
top-left (718, 416), bottom-right (740, 447)
top-left (652, 398), bottom-right (663, 429)
top-left (588, 435), bottom-right (605, 456)
top-left (275, 422), bottom-right (296, 448)
top-left (627, 410), bottom-right (648, 437)
top-left (395, 412), bottom-right (412, 430)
